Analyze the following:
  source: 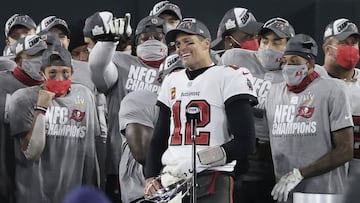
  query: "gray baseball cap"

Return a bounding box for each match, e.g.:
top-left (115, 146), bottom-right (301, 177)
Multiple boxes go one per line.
top-left (5, 14), bottom-right (36, 38)
top-left (150, 1), bottom-right (182, 20)
top-left (135, 15), bottom-right (166, 36)
top-left (36, 16), bottom-right (71, 37)
top-left (165, 18), bottom-right (211, 44)
top-left (42, 45), bottom-right (72, 68)
top-left (10, 34), bottom-right (47, 56)
top-left (323, 18), bottom-right (360, 41)
top-left (259, 17), bottom-right (295, 38)
top-left (38, 30), bottom-right (62, 47)
top-left (284, 33), bottom-right (318, 60)
top-left (211, 7), bottom-right (263, 49)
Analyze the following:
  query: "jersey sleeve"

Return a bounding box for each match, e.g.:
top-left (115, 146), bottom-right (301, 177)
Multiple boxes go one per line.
top-left (119, 90), bottom-right (159, 131)
top-left (157, 74), bottom-right (172, 108)
top-left (328, 80), bottom-right (354, 131)
top-left (8, 87), bottom-right (38, 137)
top-left (222, 66), bottom-right (258, 105)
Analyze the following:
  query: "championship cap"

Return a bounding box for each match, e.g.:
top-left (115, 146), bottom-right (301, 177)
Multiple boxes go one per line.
top-left (5, 14), bottom-right (36, 38)
top-left (83, 11), bottom-right (113, 39)
top-left (36, 16), bottom-right (71, 37)
top-left (135, 15), bottom-right (166, 37)
top-left (258, 17), bottom-right (295, 38)
top-left (10, 34), bottom-right (47, 55)
top-left (149, 1), bottom-right (182, 20)
top-left (284, 33), bottom-right (318, 60)
top-left (323, 18), bottom-right (360, 41)
top-left (165, 18), bottom-right (211, 44)
top-left (211, 7), bottom-right (263, 49)
top-left (157, 54), bottom-right (185, 82)
top-left (42, 45), bottom-right (72, 68)
top-left (37, 30), bottom-right (62, 47)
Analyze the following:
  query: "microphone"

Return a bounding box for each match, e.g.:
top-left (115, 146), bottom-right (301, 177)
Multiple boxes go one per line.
top-left (186, 103), bottom-right (201, 137)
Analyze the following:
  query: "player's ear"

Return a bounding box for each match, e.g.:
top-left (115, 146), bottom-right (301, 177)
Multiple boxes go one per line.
top-left (203, 37), bottom-right (211, 49)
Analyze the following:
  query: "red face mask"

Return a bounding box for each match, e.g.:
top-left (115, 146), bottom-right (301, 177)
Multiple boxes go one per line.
top-left (336, 46), bottom-right (360, 69)
top-left (240, 39), bottom-right (259, 51)
top-left (46, 79), bottom-right (71, 97)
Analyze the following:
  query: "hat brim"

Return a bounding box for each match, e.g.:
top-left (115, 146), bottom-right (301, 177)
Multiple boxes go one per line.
top-left (23, 44), bottom-right (47, 56)
top-left (259, 27), bottom-right (288, 38)
top-left (334, 31), bottom-right (360, 41)
top-left (210, 37), bottom-right (224, 50)
top-left (283, 51), bottom-right (315, 60)
top-left (239, 21), bottom-right (264, 34)
top-left (165, 28), bottom-right (199, 44)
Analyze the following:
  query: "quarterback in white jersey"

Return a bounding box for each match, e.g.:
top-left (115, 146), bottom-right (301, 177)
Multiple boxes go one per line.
top-left (144, 18), bottom-right (257, 203)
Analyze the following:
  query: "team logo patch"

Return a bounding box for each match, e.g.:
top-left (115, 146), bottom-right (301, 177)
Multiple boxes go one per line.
top-left (71, 109), bottom-right (85, 122)
top-left (171, 87), bottom-right (176, 99)
top-left (296, 106), bottom-right (314, 118)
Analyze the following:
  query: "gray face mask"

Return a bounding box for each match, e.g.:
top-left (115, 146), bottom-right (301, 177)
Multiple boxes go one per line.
top-left (20, 56), bottom-right (43, 81)
top-left (257, 48), bottom-right (283, 71)
top-left (136, 40), bottom-right (168, 61)
top-left (282, 64), bottom-right (308, 86)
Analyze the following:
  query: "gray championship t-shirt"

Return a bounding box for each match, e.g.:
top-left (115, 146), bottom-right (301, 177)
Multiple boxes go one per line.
top-left (0, 71), bottom-right (28, 201)
top-left (9, 84), bottom-right (100, 203)
top-left (118, 90), bottom-right (158, 203)
top-left (265, 77), bottom-right (353, 202)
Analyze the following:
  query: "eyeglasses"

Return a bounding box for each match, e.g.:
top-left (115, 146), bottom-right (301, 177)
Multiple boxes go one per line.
top-left (263, 17), bottom-right (289, 28)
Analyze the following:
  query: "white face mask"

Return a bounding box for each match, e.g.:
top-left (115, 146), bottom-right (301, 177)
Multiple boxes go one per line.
top-left (136, 40), bottom-right (168, 61)
top-left (282, 64), bottom-right (308, 86)
top-left (257, 48), bottom-right (284, 71)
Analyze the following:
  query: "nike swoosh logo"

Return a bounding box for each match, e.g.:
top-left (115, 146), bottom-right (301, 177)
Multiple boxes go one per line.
top-left (243, 72), bottom-right (250, 75)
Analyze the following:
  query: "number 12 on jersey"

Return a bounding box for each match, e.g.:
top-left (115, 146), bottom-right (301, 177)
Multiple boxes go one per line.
top-left (170, 100), bottom-right (210, 145)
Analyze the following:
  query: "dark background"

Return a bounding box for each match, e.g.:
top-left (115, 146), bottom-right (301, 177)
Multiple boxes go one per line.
top-left (1, 0), bottom-right (360, 64)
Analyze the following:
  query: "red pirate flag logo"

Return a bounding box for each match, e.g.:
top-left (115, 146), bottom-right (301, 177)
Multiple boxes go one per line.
top-left (296, 106), bottom-right (315, 118)
top-left (71, 109), bottom-right (86, 122)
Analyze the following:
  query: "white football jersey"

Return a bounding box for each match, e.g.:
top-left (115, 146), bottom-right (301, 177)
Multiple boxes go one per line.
top-left (158, 65), bottom-right (257, 172)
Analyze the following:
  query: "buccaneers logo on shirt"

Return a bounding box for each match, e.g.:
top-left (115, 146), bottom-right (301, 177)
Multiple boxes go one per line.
top-left (296, 106), bottom-right (314, 118)
top-left (71, 109), bottom-right (86, 122)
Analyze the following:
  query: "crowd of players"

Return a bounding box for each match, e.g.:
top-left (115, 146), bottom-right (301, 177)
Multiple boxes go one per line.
top-left (0, 1), bottom-right (360, 203)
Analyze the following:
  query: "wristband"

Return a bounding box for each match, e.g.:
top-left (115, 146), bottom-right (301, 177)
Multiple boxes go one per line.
top-left (34, 106), bottom-right (48, 114)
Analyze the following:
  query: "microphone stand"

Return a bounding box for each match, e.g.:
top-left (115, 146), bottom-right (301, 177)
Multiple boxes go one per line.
top-left (186, 104), bottom-right (201, 203)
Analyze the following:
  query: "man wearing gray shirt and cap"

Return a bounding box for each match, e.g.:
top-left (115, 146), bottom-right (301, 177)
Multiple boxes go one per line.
top-left (266, 34), bottom-right (353, 203)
